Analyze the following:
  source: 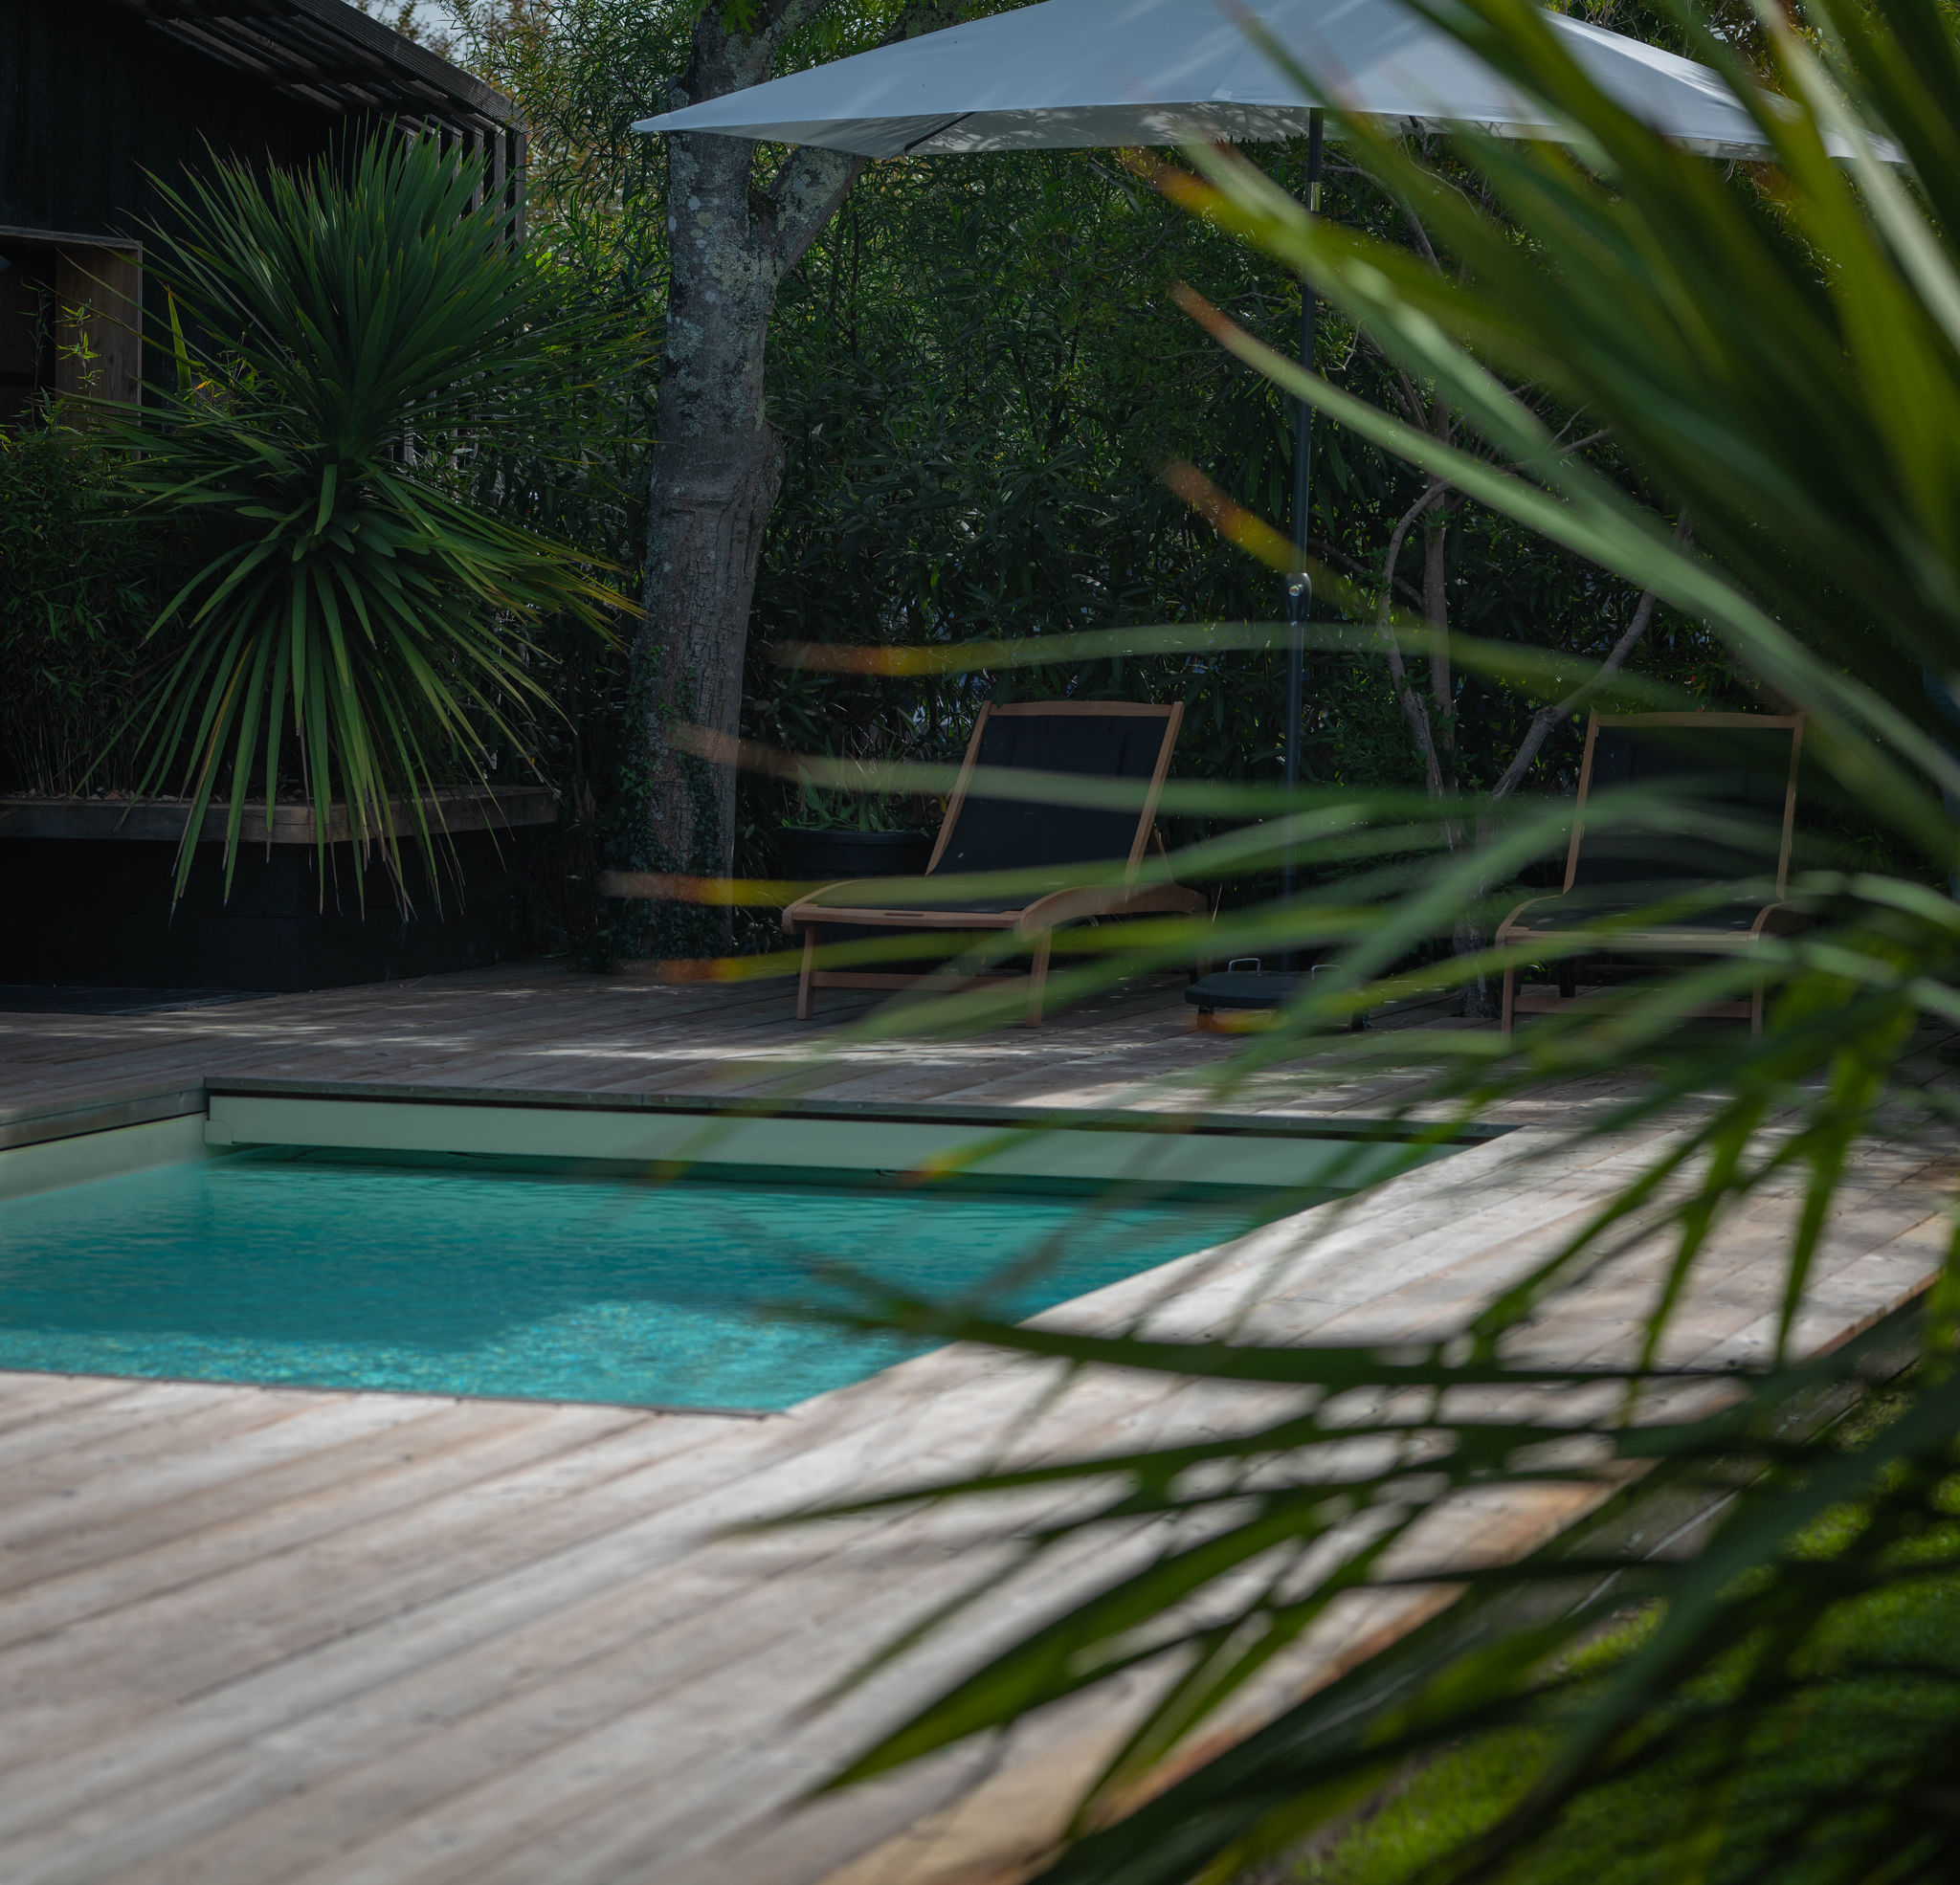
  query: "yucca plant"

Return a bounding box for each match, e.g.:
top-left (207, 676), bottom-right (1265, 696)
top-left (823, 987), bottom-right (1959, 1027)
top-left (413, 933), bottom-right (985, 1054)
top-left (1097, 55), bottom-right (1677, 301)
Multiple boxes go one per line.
top-left (115, 130), bottom-right (624, 900)
top-left (743, 1), bottom-right (1960, 1879)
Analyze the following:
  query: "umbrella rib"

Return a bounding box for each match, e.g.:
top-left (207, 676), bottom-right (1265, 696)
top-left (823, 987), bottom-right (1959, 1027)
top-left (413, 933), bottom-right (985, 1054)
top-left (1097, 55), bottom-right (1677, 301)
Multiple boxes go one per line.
top-left (904, 112), bottom-right (973, 152)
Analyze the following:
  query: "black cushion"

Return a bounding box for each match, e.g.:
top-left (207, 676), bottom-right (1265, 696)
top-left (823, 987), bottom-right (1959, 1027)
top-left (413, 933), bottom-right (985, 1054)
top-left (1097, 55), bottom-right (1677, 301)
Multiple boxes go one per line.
top-left (1512, 885), bottom-right (1777, 936)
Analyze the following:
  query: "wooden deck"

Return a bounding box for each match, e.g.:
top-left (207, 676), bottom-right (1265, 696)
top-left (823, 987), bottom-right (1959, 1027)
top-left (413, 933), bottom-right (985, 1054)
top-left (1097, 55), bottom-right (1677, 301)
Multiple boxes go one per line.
top-left (0, 963), bottom-right (1948, 1884)
top-left (0, 961), bottom-right (1476, 1134)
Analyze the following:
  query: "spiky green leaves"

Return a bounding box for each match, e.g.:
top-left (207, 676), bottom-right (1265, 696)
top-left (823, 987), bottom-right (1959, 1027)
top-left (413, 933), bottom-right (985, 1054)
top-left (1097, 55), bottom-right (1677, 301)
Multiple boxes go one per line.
top-left (116, 131), bottom-right (624, 900)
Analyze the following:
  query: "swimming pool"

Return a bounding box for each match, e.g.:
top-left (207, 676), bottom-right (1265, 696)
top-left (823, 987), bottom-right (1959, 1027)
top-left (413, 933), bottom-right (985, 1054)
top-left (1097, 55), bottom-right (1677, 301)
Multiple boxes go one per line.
top-left (0, 1085), bottom-right (1473, 1411)
top-left (0, 1150), bottom-right (1256, 1409)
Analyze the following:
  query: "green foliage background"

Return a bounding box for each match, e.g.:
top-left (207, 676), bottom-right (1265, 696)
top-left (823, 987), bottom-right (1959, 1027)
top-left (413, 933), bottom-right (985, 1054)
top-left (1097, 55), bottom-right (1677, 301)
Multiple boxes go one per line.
top-left (454, 0), bottom-right (1751, 954)
top-left (0, 0), bottom-right (1776, 948)
top-left (1, 0), bottom-right (1882, 939)
top-left (0, 421), bottom-right (203, 797)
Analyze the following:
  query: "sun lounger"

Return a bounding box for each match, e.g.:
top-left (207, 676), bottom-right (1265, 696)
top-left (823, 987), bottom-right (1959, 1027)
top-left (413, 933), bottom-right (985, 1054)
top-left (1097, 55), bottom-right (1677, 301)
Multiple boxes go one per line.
top-left (1496, 711), bottom-right (1808, 1036)
top-left (782, 700), bottom-right (1203, 1027)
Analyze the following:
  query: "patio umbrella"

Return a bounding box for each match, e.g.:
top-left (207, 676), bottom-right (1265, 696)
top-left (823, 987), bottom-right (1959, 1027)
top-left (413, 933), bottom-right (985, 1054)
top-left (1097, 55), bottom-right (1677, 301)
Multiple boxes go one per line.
top-left (633, 0), bottom-right (1771, 157)
top-left (635, 0), bottom-right (1776, 896)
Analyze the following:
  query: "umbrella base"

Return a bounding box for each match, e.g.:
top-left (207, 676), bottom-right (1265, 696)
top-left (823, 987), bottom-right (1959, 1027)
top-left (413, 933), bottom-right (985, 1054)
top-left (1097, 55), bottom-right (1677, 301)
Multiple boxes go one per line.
top-left (1184, 968), bottom-right (1370, 1032)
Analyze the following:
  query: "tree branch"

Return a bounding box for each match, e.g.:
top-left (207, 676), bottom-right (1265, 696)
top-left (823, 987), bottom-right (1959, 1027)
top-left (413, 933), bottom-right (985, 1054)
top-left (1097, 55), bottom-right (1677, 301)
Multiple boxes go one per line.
top-left (752, 0), bottom-right (963, 275)
top-left (759, 144), bottom-right (866, 275)
top-left (1375, 477), bottom-right (1452, 801)
top-left (1487, 514), bottom-right (1694, 808)
top-left (1396, 193), bottom-right (1443, 272)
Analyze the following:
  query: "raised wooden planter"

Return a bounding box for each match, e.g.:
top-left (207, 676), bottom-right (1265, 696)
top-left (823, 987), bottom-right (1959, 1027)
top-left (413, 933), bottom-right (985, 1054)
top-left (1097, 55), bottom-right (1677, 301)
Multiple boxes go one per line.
top-left (0, 787), bottom-right (557, 991)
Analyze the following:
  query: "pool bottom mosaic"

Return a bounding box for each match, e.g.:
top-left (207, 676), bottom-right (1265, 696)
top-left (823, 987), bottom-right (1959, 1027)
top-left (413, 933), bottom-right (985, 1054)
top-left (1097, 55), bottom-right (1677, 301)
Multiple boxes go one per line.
top-left (0, 1149), bottom-right (1253, 1410)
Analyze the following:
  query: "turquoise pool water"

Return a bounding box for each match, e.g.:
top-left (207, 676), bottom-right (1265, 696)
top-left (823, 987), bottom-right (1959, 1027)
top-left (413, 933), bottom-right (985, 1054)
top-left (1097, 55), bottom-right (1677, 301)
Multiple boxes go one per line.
top-left (0, 1151), bottom-right (1249, 1409)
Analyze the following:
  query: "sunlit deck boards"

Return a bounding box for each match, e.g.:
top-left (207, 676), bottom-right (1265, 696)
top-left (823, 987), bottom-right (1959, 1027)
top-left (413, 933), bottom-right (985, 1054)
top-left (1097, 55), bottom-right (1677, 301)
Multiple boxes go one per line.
top-left (0, 963), bottom-right (1254, 1121)
top-left (0, 961), bottom-right (1483, 1144)
top-left (0, 964), bottom-right (1949, 1883)
top-left (0, 959), bottom-right (1628, 1139)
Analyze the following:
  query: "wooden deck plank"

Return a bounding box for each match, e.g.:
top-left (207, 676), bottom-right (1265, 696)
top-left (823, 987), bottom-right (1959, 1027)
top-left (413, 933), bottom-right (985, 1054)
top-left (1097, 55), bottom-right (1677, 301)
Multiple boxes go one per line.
top-left (0, 1374), bottom-right (164, 1438)
top-left (0, 1405), bottom-right (679, 1769)
top-left (0, 1389), bottom-right (422, 1550)
top-left (0, 1355), bottom-right (1197, 1779)
top-left (48, 1512), bottom-right (939, 1885)
top-left (0, 1437), bottom-right (766, 1861)
top-left (0, 1401), bottom-right (550, 1627)
top-left (81, 1407), bottom-right (1255, 1885)
top-left (0, 1353), bottom-right (1293, 1852)
top-left (0, 1383), bottom-right (1148, 1874)
top-left (0, 1381), bottom-right (262, 1476)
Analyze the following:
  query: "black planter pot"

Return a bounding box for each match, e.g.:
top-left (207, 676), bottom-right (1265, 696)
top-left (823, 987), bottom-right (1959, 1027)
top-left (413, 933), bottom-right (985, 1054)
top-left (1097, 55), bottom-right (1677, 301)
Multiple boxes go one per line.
top-left (776, 827), bottom-right (931, 883)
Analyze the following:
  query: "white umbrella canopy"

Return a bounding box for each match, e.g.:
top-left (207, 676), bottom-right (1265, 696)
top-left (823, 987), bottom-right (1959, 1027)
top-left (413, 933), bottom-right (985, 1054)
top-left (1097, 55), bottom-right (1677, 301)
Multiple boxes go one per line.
top-left (632, 0), bottom-right (1774, 160)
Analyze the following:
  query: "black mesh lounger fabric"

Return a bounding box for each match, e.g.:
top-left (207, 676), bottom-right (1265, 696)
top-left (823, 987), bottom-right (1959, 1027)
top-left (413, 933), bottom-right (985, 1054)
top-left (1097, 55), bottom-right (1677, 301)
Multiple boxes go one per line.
top-left (1569, 721), bottom-right (1794, 889)
top-left (798, 711), bottom-right (1170, 922)
top-left (930, 713), bottom-right (1167, 876)
top-left (787, 705), bottom-right (1188, 1024)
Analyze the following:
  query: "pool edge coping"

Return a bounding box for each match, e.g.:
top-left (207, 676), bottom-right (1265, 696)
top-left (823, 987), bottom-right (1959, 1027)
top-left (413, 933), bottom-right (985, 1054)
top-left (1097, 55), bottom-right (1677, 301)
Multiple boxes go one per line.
top-left (0, 1082), bottom-right (208, 1153)
top-left (201, 1076), bottom-right (1511, 1146)
top-left (4, 1076), bottom-right (1515, 1156)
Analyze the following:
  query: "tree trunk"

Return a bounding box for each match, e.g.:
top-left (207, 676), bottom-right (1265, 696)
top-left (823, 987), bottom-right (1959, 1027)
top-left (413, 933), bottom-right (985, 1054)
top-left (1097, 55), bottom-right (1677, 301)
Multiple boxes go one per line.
top-left (602, 11), bottom-right (857, 964)
top-left (628, 115), bottom-right (789, 958)
top-left (600, 1), bottom-right (953, 966)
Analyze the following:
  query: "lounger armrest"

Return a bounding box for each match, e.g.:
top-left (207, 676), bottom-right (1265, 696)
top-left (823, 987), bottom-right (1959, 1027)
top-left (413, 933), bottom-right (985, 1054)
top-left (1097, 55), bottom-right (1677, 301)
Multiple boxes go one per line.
top-left (782, 880), bottom-right (903, 933)
top-left (1013, 880), bottom-right (1204, 936)
top-left (1494, 897), bottom-right (1552, 944)
top-left (1749, 899), bottom-right (1815, 939)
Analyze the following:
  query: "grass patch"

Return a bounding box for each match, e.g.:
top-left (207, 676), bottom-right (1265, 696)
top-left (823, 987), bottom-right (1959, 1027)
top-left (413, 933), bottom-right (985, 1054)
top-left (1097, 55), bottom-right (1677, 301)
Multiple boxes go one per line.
top-left (1298, 1387), bottom-right (1960, 1884)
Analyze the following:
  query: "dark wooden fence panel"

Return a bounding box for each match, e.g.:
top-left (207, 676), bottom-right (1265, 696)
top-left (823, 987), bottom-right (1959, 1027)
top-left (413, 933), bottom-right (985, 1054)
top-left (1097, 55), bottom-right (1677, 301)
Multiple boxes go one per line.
top-left (0, 0), bottom-right (343, 241)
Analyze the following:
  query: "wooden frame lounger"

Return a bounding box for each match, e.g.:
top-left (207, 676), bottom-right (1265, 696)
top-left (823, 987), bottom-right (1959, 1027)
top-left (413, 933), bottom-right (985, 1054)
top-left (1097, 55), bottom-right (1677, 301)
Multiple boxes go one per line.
top-left (782, 699), bottom-right (1204, 1027)
top-left (1496, 711), bottom-right (1807, 1037)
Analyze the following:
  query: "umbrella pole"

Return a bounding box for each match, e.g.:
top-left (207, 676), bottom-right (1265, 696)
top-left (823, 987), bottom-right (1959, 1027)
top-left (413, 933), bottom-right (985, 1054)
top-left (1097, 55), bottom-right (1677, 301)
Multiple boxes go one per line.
top-left (1281, 108), bottom-right (1325, 964)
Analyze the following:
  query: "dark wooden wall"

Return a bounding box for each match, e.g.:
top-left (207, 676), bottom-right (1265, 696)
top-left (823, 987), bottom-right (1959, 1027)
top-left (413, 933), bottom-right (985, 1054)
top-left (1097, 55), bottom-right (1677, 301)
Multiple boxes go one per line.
top-left (0, 0), bottom-right (344, 241)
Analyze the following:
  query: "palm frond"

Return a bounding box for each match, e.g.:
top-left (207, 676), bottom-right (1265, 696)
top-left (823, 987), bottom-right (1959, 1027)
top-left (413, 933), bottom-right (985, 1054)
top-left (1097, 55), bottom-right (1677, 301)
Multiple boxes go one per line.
top-left (108, 130), bottom-right (628, 902)
top-left (774, 2), bottom-right (1960, 1878)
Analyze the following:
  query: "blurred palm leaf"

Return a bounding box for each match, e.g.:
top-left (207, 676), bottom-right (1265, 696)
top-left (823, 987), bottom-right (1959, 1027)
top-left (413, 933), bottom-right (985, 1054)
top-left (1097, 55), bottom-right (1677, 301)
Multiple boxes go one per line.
top-left (772, 0), bottom-right (1960, 1878)
top-left (115, 131), bottom-right (624, 899)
